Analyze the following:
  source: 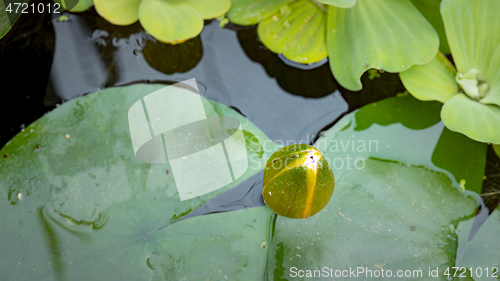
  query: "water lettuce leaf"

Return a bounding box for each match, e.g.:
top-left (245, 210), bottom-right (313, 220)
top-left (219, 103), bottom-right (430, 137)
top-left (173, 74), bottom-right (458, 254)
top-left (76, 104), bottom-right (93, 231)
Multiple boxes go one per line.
top-left (401, 0), bottom-right (500, 145)
top-left (327, 0), bottom-right (439, 91)
top-left (318, 0), bottom-right (356, 8)
top-left (410, 0), bottom-right (450, 54)
top-left (441, 94), bottom-right (500, 145)
top-left (441, 0), bottom-right (500, 107)
top-left (400, 52), bottom-right (458, 103)
top-left (257, 0), bottom-right (327, 63)
top-left (227, 0), bottom-right (294, 26)
top-left (94, 0), bottom-right (230, 43)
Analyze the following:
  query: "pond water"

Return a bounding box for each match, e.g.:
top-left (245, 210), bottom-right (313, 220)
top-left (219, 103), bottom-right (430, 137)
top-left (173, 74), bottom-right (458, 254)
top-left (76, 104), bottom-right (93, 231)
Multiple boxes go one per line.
top-left (1, 2), bottom-right (499, 280)
top-left (0, 4), bottom-right (406, 214)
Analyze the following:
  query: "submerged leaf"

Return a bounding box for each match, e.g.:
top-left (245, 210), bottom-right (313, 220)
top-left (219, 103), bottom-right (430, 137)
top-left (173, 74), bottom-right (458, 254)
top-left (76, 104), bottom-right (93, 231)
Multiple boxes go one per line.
top-left (257, 0), bottom-right (327, 63)
top-left (441, 93), bottom-right (500, 145)
top-left (494, 144), bottom-right (500, 159)
top-left (400, 52), bottom-right (458, 103)
top-left (327, 0), bottom-right (439, 91)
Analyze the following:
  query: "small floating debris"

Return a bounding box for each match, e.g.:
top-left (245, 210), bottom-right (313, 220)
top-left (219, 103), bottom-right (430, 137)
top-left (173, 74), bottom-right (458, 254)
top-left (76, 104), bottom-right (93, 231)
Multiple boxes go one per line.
top-left (66, 134), bottom-right (71, 139)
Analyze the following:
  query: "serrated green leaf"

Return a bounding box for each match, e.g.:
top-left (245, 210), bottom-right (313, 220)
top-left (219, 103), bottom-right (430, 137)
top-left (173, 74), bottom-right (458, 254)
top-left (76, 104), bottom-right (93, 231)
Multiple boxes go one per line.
top-left (327, 0), bottom-right (439, 91)
top-left (441, 93), bottom-right (500, 145)
top-left (257, 0), bottom-right (327, 63)
top-left (410, 0), bottom-right (450, 54)
top-left (94, 0), bottom-right (140, 25)
top-left (400, 52), bottom-right (458, 103)
top-left (227, 0), bottom-right (293, 25)
top-left (139, 0), bottom-right (203, 43)
top-left (441, 0), bottom-right (500, 107)
top-left (318, 0), bottom-right (356, 8)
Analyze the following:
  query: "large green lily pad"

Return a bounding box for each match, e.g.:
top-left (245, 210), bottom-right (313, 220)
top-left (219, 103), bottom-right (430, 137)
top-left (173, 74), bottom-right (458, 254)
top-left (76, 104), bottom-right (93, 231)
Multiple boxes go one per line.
top-left (455, 207), bottom-right (500, 281)
top-left (267, 95), bottom-right (489, 280)
top-left (327, 0), bottom-right (439, 91)
top-left (314, 94), bottom-right (486, 193)
top-left (0, 84), bottom-right (275, 280)
top-left (268, 159), bottom-right (476, 280)
top-left (0, 200), bottom-right (275, 280)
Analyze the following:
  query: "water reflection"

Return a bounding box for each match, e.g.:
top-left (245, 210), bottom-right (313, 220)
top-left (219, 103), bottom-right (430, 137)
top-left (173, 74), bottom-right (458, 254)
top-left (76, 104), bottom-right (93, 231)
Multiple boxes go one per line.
top-left (44, 11), bottom-right (348, 143)
top-left (236, 27), bottom-right (337, 99)
top-left (142, 36), bottom-right (203, 75)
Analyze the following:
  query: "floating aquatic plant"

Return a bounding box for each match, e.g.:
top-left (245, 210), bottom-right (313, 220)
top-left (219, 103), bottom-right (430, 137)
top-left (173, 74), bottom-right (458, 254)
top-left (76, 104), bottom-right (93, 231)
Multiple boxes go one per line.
top-left (400, 0), bottom-right (500, 145)
top-left (53, 0), bottom-right (94, 12)
top-left (228, 0), bottom-right (440, 91)
top-left (94, 0), bottom-right (231, 43)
